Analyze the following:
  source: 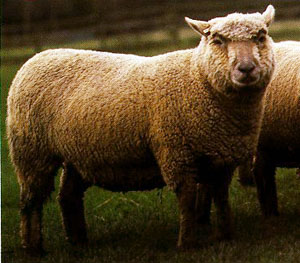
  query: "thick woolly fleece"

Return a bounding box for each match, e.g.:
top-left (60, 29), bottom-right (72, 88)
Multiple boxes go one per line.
top-left (259, 41), bottom-right (300, 158)
top-left (7, 47), bottom-right (272, 191)
top-left (7, 6), bottom-right (275, 251)
top-left (238, 41), bottom-right (300, 216)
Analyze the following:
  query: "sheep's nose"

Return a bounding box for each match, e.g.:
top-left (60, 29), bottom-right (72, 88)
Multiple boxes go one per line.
top-left (237, 61), bottom-right (256, 73)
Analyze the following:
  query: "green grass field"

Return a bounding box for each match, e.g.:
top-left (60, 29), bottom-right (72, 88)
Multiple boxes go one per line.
top-left (2, 21), bottom-right (300, 263)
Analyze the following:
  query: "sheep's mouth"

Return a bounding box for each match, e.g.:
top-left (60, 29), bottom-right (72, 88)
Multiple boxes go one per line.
top-left (226, 76), bottom-right (264, 95)
top-left (231, 70), bottom-right (261, 89)
top-left (231, 76), bottom-right (260, 88)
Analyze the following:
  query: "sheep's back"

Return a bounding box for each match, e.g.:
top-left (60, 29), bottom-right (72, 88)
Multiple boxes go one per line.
top-left (7, 49), bottom-right (154, 171)
top-left (7, 48), bottom-right (198, 183)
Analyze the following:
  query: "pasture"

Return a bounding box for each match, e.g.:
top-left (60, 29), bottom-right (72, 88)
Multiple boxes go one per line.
top-left (2, 20), bottom-right (300, 263)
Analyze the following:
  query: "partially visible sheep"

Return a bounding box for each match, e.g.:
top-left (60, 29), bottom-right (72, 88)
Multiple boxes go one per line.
top-left (239, 41), bottom-right (300, 216)
top-left (7, 6), bottom-right (275, 253)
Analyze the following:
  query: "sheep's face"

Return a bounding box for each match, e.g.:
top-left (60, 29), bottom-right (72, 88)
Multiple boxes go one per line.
top-left (186, 5), bottom-right (275, 97)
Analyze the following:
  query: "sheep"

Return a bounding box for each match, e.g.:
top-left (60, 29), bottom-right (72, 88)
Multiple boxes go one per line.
top-left (6, 6), bottom-right (275, 253)
top-left (197, 40), bottom-right (300, 224)
top-left (238, 40), bottom-right (300, 216)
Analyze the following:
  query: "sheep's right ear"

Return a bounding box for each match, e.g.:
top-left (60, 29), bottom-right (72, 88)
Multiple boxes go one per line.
top-left (185, 17), bottom-right (210, 37)
top-left (262, 5), bottom-right (275, 27)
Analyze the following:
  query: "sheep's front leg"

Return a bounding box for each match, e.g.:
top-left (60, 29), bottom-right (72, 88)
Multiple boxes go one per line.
top-left (176, 177), bottom-right (198, 249)
top-left (156, 146), bottom-right (198, 249)
top-left (58, 164), bottom-right (89, 244)
top-left (212, 173), bottom-right (233, 240)
top-left (238, 158), bottom-right (255, 186)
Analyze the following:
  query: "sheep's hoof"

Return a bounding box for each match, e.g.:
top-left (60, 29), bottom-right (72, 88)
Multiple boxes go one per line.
top-left (261, 216), bottom-right (280, 236)
top-left (196, 215), bottom-right (211, 225)
top-left (238, 176), bottom-right (255, 187)
top-left (262, 214), bottom-right (279, 224)
top-left (177, 238), bottom-right (199, 251)
top-left (66, 236), bottom-right (88, 246)
top-left (263, 211), bottom-right (279, 218)
top-left (23, 246), bottom-right (47, 258)
top-left (213, 230), bottom-right (233, 242)
top-left (177, 243), bottom-right (198, 251)
top-left (262, 207), bottom-right (279, 218)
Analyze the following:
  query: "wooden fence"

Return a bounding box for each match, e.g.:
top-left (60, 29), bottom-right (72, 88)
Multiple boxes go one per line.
top-left (2, 0), bottom-right (300, 63)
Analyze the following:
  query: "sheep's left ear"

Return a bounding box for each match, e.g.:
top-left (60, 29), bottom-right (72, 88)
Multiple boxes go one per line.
top-left (185, 17), bottom-right (210, 37)
top-left (262, 5), bottom-right (275, 27)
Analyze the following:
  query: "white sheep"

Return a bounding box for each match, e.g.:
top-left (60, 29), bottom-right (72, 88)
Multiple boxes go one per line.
top-left (238, 40), bottom-right (300, 216)
top-left (6, 6), bottom-right (275, 253)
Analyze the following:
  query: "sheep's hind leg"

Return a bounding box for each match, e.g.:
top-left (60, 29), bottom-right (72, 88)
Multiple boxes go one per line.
top-left (212, 172), bottom-right (234, 241)
top-left (18, 168), bottom-right (57, 255)
top-left (195, 183), bottom-right (212, 225)
top-left (58, 164), bottom-right (89, 245)
top-left (254, 153), bottom-right (278, 217)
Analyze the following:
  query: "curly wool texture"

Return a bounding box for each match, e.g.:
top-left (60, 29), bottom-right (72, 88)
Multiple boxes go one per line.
top-left (7, 44), bottom-right (273, 191)
top-left (6, 7), bottom-right (276, 251)
top-left (238, 41), bottom-right (300, 216)
top-left (259, 41), bottom-right (300, 159)
top-left (207, 12), bottom-right (270, 40)
top-left (6, 8), bottom-right (276, 193)
top-left (239, 41), bottom-right (300, 178)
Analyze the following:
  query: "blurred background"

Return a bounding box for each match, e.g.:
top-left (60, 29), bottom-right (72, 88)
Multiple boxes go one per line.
top-left (2, 0), bottom-right (300, 64)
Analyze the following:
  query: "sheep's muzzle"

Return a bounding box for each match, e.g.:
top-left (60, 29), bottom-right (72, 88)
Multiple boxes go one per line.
top-left (229, 41), bottom-right (261, 88)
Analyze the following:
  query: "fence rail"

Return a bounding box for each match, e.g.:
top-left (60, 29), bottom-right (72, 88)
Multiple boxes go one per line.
top-left (2, 0), bottom-right (300, 63)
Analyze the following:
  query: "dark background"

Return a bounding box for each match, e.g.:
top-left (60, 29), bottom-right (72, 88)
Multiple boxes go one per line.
top-left (3, 0), bottom-right (300, 50)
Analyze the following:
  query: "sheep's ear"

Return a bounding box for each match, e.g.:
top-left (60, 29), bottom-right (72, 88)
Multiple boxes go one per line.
top-left (262, 5), bottom-right (275, 27)
top-left (185, 17), bottom-right (210, 37)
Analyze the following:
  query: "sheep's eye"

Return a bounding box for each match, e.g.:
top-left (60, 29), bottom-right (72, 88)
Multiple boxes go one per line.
top-left (212, 39), bottom-right (223, 45)
top-left (258, 35), bottom-right (266, 43)
top-left (211, 34), bottom-right (227, 47)
top-left (254, 30), bottom-right (267, 45)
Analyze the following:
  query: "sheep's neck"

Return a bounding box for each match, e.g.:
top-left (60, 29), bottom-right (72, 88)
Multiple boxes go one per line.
top-left (212, 83), bottom-right (266, 136)
top-left (187, 74), bottom-right (265, 132)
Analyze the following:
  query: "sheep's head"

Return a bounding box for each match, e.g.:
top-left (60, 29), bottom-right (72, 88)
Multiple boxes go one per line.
top-left (186, 5), bottom-right (275, 97)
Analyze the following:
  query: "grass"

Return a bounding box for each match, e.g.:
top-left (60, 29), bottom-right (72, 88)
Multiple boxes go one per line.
top-left (2, 170), bottom-right (300, 263)
top-left (2, 20), bottom-right (300, 262)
